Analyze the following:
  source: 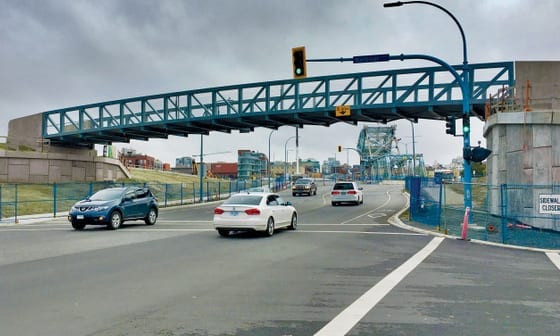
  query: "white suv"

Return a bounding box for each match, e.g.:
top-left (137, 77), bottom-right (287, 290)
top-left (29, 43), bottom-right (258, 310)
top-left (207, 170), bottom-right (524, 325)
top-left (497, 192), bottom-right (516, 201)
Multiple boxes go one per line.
top-left (331, 182), bottom-right (363, 206)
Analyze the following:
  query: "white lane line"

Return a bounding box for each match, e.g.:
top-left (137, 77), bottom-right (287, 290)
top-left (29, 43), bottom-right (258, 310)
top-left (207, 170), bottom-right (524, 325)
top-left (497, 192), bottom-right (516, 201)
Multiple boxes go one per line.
top-left (341, 191), bottom-right (392, 224)
top-left (314, 236), bottom-right (445, 336)
top-left (546, 252), bottom-right (560, 270)
top-left (297, 230), bottom-right (425, 236)
top-left (300, 223), bottom-right (390, 226)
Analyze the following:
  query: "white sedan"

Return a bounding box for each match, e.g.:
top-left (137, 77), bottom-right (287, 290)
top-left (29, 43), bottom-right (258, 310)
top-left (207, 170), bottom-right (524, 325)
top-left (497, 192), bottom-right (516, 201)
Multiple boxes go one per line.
top-left (213, 192), bottom-right (298, 237)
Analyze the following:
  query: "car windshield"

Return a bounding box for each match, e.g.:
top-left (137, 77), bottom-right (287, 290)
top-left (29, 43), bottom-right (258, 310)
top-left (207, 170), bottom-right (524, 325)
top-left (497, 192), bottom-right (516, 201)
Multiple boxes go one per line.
top-left (223, 195), bottom-right (263, 205)
top-left (295, 179), bottom-right (312, 185)
top-left (89, 188), bottom-right (124, 201)
top-left (333, 183), bottom-right (354, 190)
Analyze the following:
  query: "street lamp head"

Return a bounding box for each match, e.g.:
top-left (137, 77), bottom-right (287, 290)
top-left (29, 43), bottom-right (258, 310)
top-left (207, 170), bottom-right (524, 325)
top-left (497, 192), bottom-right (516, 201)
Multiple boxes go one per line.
top-left (383, 1), bottom-right (404, 7)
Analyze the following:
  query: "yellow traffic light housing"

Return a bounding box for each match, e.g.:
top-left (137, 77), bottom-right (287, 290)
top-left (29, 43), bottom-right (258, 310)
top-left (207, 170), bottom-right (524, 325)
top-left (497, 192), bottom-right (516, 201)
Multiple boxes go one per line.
top-left (291, 46), bottom-right (307, 79)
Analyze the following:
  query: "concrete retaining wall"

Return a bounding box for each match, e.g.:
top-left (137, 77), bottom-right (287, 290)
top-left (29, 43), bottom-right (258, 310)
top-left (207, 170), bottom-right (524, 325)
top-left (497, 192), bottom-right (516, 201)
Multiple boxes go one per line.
top-left (4, 112), bottom-right (130, 183)
top-left (0, 150), bottom-right (130, 183)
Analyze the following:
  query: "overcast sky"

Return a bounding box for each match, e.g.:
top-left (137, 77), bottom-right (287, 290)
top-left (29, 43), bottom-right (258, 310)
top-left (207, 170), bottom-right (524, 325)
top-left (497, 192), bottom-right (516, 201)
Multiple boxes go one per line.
top-left (1, 0), bottom-right (558, 167)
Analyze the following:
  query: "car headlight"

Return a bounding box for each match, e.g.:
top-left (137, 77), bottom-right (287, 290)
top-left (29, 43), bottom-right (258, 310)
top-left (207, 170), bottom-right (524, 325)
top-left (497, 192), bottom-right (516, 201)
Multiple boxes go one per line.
top-left (92, 206), bottom-right (110, 211)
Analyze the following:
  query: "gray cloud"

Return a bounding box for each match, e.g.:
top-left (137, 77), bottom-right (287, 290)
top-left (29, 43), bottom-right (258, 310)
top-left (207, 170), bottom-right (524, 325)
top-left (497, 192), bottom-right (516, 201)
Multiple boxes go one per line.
top-left (1, 0), bottom-right (558, 167)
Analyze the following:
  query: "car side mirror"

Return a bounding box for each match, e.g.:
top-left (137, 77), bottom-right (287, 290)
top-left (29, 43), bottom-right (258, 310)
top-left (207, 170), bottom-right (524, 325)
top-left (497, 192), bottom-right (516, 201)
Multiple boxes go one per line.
top-left (358, 187), bottom-right (363, 190)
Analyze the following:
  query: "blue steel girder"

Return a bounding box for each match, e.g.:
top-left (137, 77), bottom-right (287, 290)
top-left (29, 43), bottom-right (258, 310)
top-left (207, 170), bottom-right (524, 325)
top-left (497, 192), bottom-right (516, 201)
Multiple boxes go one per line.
top-left (42, 61), bottom-right (514, 147)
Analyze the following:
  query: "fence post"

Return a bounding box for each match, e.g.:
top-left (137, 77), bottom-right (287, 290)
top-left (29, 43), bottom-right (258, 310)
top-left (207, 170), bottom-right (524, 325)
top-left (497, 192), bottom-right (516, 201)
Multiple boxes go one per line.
top-left (218, 181), bottom-right (221, 200)
top-left (192, 182), bottom-right (196, 204)
top-left (14, 184), bottom-right (19, 224)
top-left (206, 181), bottom-right (210, 202)
top-left (500, 184), bottom-right (508, 244)
top-left (437, 181), bottom-right (443, 232)
top-left (53, 183), bottom-right (57, 217)
top-left (165, 184), bottom-right (169, 207)
top-left (0, 184), bottom-right (2, 221)
top-left (180, 183), bottom-right (184, 205)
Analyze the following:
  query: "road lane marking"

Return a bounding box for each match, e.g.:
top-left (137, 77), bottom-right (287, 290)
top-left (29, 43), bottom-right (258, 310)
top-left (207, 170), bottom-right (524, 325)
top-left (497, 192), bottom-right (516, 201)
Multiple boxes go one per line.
top-left (299, 223), bottom-right (389, 226)
top-left (341, 191), bottom-right (392, 224)
top-left (314, 236), bottom-right (444, 336)
top-left (297, 230), bottom-right (425, 236)
top-left (546, 252), bottom-right (560, 270)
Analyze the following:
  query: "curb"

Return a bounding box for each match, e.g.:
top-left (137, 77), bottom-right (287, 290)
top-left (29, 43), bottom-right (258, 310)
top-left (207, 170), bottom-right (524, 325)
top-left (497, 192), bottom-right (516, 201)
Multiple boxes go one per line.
top-left (389, 193), bottom-right (560, 254)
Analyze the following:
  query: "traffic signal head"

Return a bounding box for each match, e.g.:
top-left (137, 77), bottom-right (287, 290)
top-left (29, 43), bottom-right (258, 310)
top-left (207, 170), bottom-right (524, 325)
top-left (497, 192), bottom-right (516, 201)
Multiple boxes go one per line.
top-left (445, 116), bottom-right (456, 135)
top-left (464, 146), bottom-right (492, 162)
top-left (337, 145), bottom-right (342, 152)
top-left (470, 147), bottom-right (492, 162)
top-left (291, 46), bottom-right (307, 79)
top-left (462, 115), bottom-right (470, 134)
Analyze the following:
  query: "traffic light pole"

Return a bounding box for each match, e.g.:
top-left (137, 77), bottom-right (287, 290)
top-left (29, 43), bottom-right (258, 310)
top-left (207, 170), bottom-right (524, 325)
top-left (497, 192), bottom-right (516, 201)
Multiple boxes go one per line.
top-left (307, 52), bottom-right (473, 211)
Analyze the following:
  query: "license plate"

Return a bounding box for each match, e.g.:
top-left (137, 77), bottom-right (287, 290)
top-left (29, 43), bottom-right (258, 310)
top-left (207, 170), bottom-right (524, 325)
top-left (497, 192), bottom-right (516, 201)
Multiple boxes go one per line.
top-left (77, 215), bottom-right (84, 220)
top-left (230, 211), bottom-right (238, 216)
top-left (341, 192), bottom-right (346, 195)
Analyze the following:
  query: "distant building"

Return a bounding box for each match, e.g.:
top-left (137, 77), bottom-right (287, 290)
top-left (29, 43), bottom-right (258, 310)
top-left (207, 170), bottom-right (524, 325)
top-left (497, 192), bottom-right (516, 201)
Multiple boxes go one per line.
top-left (237, 150), bottom-right (267, 181)
top-left (300, 159), bottom-right (321, 176)
top-left (176, 156), bottom-right (195, 168)
top-left (210, 162), bottom-right (238, 179)
top-left (120, 148), bottom-right (155, 169)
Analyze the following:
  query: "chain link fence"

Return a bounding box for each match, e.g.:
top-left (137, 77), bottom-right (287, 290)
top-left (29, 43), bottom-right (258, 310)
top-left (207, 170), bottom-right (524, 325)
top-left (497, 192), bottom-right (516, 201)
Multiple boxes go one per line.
top-left (406, 176), bottom-right (560, 250)
top-left (0, 180), bottom-right (287, 223)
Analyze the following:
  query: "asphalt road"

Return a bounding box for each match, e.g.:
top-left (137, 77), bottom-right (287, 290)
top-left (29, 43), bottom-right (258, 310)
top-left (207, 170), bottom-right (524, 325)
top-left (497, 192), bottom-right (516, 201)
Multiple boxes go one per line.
top-left (1, 183), bottom-right (559, 336)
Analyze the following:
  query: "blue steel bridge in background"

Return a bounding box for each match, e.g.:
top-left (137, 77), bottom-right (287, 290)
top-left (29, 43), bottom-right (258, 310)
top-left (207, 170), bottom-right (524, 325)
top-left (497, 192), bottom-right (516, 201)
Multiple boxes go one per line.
top-left (42, 61), bottom-right (514, 147)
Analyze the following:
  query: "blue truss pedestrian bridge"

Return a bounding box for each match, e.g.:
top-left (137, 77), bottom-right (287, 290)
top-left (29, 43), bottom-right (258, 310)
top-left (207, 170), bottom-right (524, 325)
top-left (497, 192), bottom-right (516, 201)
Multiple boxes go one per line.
top-left (42, 61), bottom-right (514, 147)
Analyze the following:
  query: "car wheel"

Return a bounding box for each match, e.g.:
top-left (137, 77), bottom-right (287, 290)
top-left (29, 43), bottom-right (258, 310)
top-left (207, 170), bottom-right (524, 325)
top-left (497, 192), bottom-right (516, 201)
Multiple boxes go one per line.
top-left (288, 213), bottom-right (298, 230)
top-left (360, 197), bottom-right (364, 204)
top-left (145, 207), bottom-right (158, 225)
top-left (292, 193), bottom-right (296, 197)
top-left (331, 201), bottom-right (337, 206)
top-left (71, 221), bottom-right (85, 231)
top-left (217, 229), bottom-right (230, 237)
top-left (107, 211), bottom-right (122, 230)
top-left (264, 217), bottom-right (275, 237)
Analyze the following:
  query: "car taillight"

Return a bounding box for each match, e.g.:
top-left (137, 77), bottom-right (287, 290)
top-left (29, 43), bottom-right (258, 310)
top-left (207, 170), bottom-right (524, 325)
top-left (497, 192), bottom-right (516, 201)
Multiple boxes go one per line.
top-left (214, 208), bottom-right (224, 215)
top-left (331, 191), bottom-right (340, 195)
top-left (245, 208), bottom-right (261, 215)
top-left (347, 190), bottom-right (357, 195)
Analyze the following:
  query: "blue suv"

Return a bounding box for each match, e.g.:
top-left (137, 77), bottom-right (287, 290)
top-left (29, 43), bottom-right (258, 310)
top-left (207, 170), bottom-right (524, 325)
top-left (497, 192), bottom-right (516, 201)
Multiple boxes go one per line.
top-left (68, 186), bottom-right (159, 230)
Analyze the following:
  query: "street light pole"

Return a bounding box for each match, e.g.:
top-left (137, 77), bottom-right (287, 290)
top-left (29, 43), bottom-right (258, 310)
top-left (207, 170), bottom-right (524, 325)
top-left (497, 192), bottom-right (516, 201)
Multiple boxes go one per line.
top-left (384, 0), bottom-right (472, 211)
top-left (284, 136), bottom-right (296, 185)
top-left (268, 130), bottom-right (275, 190)
top-left (411, 121), bottom-right (417, 176)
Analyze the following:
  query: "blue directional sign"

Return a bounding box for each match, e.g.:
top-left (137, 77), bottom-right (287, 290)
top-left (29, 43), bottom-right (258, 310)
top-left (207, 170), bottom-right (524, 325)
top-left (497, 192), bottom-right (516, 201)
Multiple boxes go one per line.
top-left (352, 54), bottom-right (390, 64)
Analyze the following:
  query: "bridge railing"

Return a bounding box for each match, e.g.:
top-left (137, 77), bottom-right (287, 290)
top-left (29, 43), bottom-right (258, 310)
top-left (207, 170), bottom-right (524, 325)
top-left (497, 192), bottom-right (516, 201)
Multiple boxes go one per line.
top-left (42, 62), bottom-right (514, 142)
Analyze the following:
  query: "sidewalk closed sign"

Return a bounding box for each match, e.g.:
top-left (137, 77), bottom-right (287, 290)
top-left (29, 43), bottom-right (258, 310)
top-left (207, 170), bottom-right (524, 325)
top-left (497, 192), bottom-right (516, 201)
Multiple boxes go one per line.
top-left (539, 195), bottom-right (560, 214)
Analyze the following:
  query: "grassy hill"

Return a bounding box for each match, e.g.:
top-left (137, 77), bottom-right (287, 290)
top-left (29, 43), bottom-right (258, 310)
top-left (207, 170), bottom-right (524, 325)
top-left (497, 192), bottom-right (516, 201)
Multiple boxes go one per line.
top-left (121, 168), bottom-right (226, 184)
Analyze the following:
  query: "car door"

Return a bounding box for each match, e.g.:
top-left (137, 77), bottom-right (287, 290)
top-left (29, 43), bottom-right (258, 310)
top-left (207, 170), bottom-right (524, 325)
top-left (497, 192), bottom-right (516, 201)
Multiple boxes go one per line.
top-left (275, 196), bottom-right (292, 226)
top-left (121, 188), bottom-right (139, 219)
top-left (266, 195), bottom-right (285, 226)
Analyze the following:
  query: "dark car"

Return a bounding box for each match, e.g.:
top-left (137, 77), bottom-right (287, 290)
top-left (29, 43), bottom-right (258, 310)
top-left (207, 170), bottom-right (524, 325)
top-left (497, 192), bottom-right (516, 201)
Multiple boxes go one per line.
top-left (68, 186), bottom-right (158, 230)
top-left (292, 178), bottom-right (317, 196)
